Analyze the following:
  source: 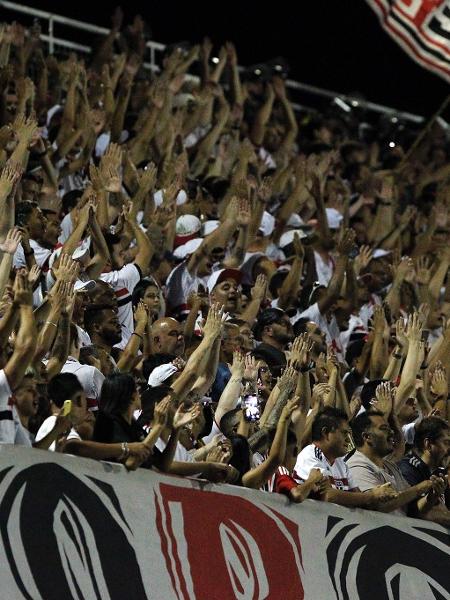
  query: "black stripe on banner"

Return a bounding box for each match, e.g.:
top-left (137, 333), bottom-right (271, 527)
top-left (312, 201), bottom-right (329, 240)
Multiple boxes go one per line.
top-left (0, 410), bottom-right (13, 421)
top-left (390, 9), bottom-right (450, 64)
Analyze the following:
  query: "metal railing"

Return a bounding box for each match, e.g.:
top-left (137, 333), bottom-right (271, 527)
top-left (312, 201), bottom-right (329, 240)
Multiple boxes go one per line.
top-left (0, 0), bottom-right (425, 123)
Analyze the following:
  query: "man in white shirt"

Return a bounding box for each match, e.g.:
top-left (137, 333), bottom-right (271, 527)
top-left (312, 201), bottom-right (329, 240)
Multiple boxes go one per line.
top-left (347, 411), bottom-right (443, 517)
top-left (294, 407), bottom-right (397, 508)
top-left (61, 325), bottom-right (105, 409)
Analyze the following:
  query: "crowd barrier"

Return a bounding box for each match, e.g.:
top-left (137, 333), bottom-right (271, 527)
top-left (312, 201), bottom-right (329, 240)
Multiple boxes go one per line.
top-left (0, 445), bottom-right (449, 599)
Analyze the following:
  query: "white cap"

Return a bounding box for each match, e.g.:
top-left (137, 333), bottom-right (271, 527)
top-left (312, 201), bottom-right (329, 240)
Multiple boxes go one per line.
top-left (46, 104), bottom-right (62, 127)
top-left (207, 268), bottom-right (243, 294)
top-left (287, 213), bottom-right (306, 228)
top-left (95, 133), bottom-right (111, 158)
top-left (279, 229), bottom-right (307, 248)
top-left (259, 211), bottom-right (275, 237)
top-left (148, 363), bottom-right (178, 387)
top-left (49, 237), bottom-right (91, 269)
top-left (74, 279), bottom-right (96, 292)
top-left (326, 208), bottom-right (344, 229)
top-left (372, 248), bottom-right (392, 259)
top-left (154, 189), bottom-right (188, 208)
top-left (202, 220), bottom-right (220, 236)
top-left (176, 214), bottom-right (202, 236)
top-left (173, 237), bottom-right (203, 259)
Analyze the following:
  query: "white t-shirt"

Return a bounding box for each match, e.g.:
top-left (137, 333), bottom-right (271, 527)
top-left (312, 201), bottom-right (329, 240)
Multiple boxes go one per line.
top-left (314, 251), bottom-right (334, 286)
top-left (58, 213), bottom-right (74, 244)
top-left (61, 357), bottom-right (104, 409)
top-left (155, 437), bottom-right (194, 462)
top-left (100, 263), bottom-right (142, 346)
top-left (165, 261), bottom-right (209, 316)
top-left (14, 239), bottom-right (52, 270)
top-left (0, 369), bottom-right (32, 446)
top-left (35, 415), bottom-right (81, 451)
top-left (294, 443), bottom-right (356, 491)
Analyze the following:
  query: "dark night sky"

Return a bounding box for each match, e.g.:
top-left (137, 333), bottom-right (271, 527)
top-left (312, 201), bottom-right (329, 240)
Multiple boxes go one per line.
top-left (2, 0), bottom-right (448, 117)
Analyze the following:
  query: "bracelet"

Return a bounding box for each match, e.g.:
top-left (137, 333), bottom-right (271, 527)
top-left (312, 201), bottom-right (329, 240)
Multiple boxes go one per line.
top-left (393, 353), bottom-right (403, 359)
top-left (379, 201), bottom-right (392, 206)
top-left (300, 362), bottom-right (314, 373)
top-left (132, 332), bottom-right (143, 341)
top-left (46, 320), bottom-right (58, 328)
top-left (420, 363), bottom-right (429, 370)
top-left (119, 442), bottom-right (129, 461)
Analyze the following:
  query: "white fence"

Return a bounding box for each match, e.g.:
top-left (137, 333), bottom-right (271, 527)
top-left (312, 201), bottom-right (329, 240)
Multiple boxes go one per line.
top-left (0, 445), bottom-right (449, 599)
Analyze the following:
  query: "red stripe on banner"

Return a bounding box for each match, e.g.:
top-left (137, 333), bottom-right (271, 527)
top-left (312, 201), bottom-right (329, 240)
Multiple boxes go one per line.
top-left (368, 0), bottom-right (450, 81)
top-left (385, 16), bottom-right (450, 77)
top-left (393, 3), bottom-right (450, 56)
top-left (115, 288), bottom-right (129, 298)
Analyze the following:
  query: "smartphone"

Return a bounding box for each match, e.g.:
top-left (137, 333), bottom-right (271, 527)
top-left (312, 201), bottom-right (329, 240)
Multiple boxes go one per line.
top-left (62, 400), bottom-right (72, 417)
top-left (242, 394), bottom-right (261, 422)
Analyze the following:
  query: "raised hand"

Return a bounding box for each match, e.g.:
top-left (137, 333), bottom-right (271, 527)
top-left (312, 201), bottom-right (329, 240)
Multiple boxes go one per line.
top-left (251, 274), bottom-right (268, 302)
top-left (52, 253), bottom-right (79, 283)
top-left (230, 350), bottom-right (245, 378)
top-left (236, 197), bottom-right (252, 227)
top-left (337, 228), bottom-right (356, 256)
top-left (100, 143), bottom-right (123, 193)
top-left (243, 354), bottom-right (258, 382)
top-left (353, 245), bottom-right (373, 275)
top-left (27, 264), bottom-right (41, 287)
top-left (0, 228), bottom-right (22, 255)
top-left (430, 364), bottom-right (448, 398)
top-left (405, 312), bottom-right (422, 343)
top-left (173, 403), bottom-right (202, 430)
top-left (311, 383), bottom-right (331, 408)
top-left (139, 162), bottom-right (157, 194)
top-left (152, 397), bottom-right (170, 429)
top-left (13, 270), bottom-right (32, 306)
top-left (371, 382), bottom-right (394, 417)
top-left (395, 317), bottom-right (408, 352)
top-left (134, 301), bottom-right (149, 328)
top-left (415, 256), bottom-right (432, 286)
top-left (0, 161), bottom-right (23, 195)
top-left (203, 303), bottom-right (227, 340)
top-left (280, 395), bottom-right (301, 422)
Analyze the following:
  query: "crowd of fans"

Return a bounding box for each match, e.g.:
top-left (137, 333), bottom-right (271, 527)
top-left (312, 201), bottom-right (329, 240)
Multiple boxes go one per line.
top-left (0, 9), bottom-right (449, 527)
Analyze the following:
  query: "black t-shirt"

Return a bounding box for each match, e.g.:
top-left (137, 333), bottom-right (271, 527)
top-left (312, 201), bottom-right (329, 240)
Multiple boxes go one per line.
top-left (93, 411), bottom-right (162, 469)
top-left (94, 411), bottom-right (146, 444)
top-left (398, 451), bottom-right (431, 486)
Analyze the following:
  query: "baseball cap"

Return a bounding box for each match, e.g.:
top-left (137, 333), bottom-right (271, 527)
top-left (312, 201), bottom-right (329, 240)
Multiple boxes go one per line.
top-left (279, 229), bottom-right (307, 248)
top-left (202, 220), bottom-right (220, 236)
top-left (148, 363), bottom-right (178, 387)
top-left (74, 279), bottom-right (96, 292)
top-left (49, 237), bottom-right (91, 269)
top-left (207, 268), bottom-right (243, 294)
top-left (259, 211), bottom-right (275, 237)
top-left (326, 208), bottom-right (344, 230)
top-left (173, 237), bottom-right (203, 259)
top-left (176, 214), bottom-right (202, 236)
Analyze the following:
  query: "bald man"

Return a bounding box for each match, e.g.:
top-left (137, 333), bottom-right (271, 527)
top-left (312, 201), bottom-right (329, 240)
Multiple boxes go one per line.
top-left (152, 318), bottom-right (185, 356)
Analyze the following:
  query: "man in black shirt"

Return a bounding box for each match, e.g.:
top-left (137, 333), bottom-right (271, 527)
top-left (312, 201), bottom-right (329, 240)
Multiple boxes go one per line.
top-left (399, 416), bottom-right (450, 527)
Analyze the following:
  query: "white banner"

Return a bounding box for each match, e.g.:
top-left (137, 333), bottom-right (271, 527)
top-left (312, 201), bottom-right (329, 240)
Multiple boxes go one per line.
top-left (366, 0), bottom-right (450, 82)
top-left (0, 445), bottom-right (449, 600)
